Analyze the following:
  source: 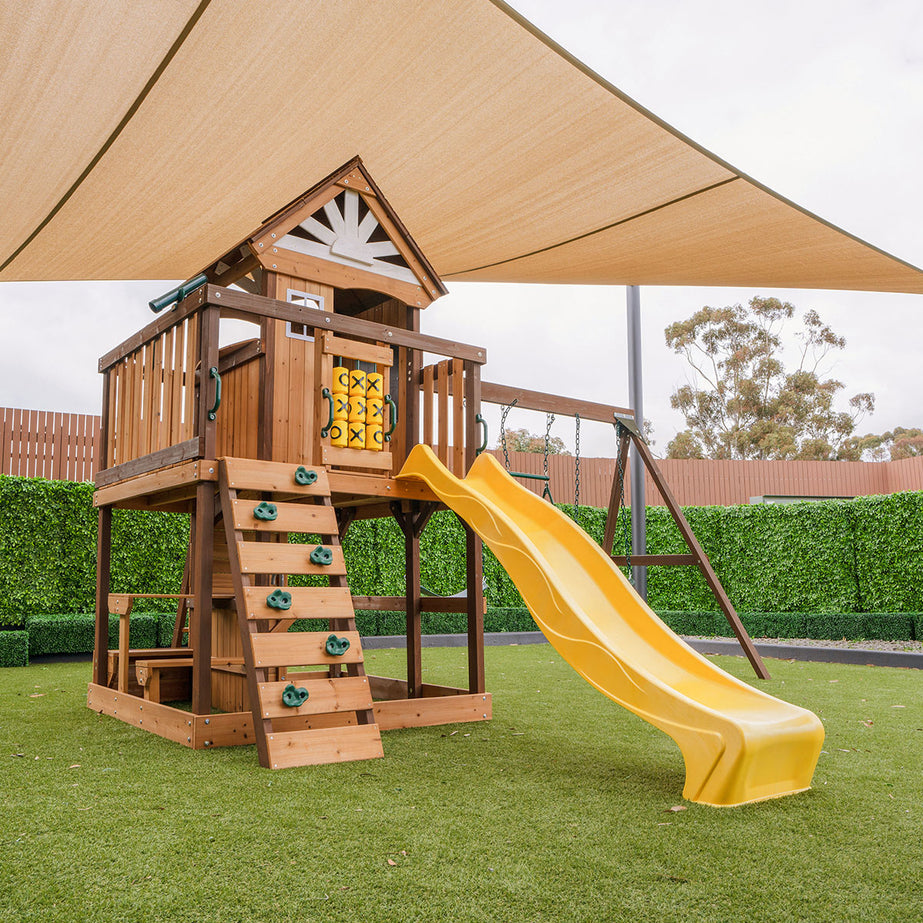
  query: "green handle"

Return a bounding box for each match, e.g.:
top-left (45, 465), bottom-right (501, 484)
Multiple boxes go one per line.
top-left (321, 388), bottom-right (334, 438)
top-left (475, 414), bottom-right (488, 455)
top-left (384, 394), bottom-right (398, 441)
top-left (207, 367), bottom-right (222, 421)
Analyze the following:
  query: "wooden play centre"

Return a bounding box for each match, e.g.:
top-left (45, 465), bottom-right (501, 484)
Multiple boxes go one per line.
top-left (88, 157), bottom-right (766, 772)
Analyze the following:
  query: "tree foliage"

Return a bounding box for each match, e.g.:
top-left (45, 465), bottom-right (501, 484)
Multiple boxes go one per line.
top-left (500, 427), bottom-right (570, 455)
top-left (665, 296), bottom-right (875, 460)
top-left (843, 427), bottom-right (923, 461)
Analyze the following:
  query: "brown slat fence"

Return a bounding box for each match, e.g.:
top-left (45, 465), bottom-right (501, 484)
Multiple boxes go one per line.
top-left (1, 407), bottom-right (100, 482)
top-left (2, 406), bottom-right (921, 503)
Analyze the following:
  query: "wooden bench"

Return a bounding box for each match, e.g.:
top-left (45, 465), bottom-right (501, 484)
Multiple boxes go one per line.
top-left (135, 657), bottom-right (195, 702)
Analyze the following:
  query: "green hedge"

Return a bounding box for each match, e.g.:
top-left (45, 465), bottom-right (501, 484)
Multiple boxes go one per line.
top-left (24, 613), bottom-right (158, 657)
top-left (0, 630), bottom-right (28, 667)
top-left (1, 475), bottom-right (922, 635)
top-left (482, 608), bottom-right (918, 641)
top-left (0, 475), bottom-right (188, 628)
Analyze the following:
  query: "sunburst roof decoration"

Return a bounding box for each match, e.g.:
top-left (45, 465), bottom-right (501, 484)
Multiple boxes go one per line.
top-left (200, 157), bottom-right (447, 308)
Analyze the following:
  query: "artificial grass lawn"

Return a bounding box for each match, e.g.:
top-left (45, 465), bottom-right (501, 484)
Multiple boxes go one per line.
top-left (1, 646), bottom-right (921, 923)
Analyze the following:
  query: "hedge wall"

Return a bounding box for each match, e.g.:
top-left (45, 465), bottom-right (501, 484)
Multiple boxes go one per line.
top-left (0, 475), bottom-right (189, 628)
top-left (1, 474), bottom-right (922, 632)
top-left (0, 630), bottom-right (28, 667)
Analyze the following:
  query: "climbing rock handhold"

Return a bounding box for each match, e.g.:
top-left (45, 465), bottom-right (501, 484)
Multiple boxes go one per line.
top-left (310, 546), bottom-right (334, 566)
top-left (266, 589), bottom-right (292, 611)
top-left (282, 684), bottom-right (309, 707)
top-left (325, 634), bottom-right (350, 657)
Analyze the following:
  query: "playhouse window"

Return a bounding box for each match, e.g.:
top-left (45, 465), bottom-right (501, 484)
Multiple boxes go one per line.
top-left (285, 290), bottom-right (325, 340)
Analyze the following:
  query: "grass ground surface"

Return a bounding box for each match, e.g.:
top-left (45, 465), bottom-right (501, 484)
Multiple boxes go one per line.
top-left (1, 646), bottom-right (921, 922)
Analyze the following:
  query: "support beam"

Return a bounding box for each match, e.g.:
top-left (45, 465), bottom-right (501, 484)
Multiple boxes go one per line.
top-left (626, 285), bottom-right (647, 600)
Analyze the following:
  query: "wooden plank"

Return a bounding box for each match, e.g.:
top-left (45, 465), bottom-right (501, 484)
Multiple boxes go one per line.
top-left (265, 724), bottom-right (383, 769)
top-left (351, 595), bottom-right (468, 614)
top-left (321, 445), bottom-right (392, 471)
top-left (94, 437), bottom-right (204, 488)
top-left (93, 458), bottom-right (212, 507)
top-left (203, 286), bottom-right (487, 364)
top-left (192, 711), bottom-right (255, 748)
top-left (481, 381), bottom-right (632, 425)
top-left (182, 315), bottom-right (198, 440)
top-left (320, 331), bottom-right (393, 367)
top-left (86, 684), bottom-right (196, 747)
top-left (118, 611), bottom-right (131, 692)
top-left (422, 364), bottom-right (434, 448)
top-left (437, 361), bottom-right (449, 466)
top-left (191, 478), bottom-right (215, 715)
top-left (251, 631), bottom-right (363, 667)
top-left (237, 541), bottom-right (346, 576)
top-left (257, 675), bottom-right (372, 718)
top-left (223, 457), bottom-right (330, 494)
top-left (374, 692), bottom-right (492, 731)
top-left (243, 586), bottom-right (353, 620)
top-left (230, 498), bottom-right (337, 534)
top-left (452, 359), bottom-right (464, 476)
top-left (610, 554), bottom-right (698, 566)
top-left (326, 471), bottom-right (435, 501)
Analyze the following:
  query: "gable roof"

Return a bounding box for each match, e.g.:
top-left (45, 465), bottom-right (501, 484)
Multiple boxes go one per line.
top-left (203, 158), bottom-right (447, 306)
top-left (0, 0), bottom-right (921, 295)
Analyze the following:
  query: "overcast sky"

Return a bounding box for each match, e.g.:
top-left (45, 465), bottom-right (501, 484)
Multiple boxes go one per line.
top-left (1, 0), bottom-right (920, 458)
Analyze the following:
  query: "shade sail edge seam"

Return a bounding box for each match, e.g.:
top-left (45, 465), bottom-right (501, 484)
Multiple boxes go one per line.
top-left (0, 0), bottom-right (214, 274)
top-left (487, 0), bottom-right (923, 283)
top-left (444, 177), bottom-right (740, 277)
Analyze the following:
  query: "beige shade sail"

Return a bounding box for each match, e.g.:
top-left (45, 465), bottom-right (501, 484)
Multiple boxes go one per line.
top-left (1, 0), bottom-right (921, 294)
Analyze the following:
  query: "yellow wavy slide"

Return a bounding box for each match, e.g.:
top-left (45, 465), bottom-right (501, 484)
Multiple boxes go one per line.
top-left (397, 446), bottom-right (824, 806)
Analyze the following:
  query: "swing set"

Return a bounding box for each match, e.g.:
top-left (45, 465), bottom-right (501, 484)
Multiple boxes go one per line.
top-left (485, 384), bottom-right (768, 679)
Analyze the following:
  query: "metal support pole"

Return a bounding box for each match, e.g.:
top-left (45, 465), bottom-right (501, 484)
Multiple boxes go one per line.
top-left (626, 285), bottom-right (647, 600)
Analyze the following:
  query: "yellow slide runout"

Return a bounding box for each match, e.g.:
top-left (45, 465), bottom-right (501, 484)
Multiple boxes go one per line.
top-left (397, 446), bottom-right (824, 807)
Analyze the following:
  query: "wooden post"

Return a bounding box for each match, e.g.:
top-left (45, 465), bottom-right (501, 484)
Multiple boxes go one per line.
top-left (602, 426), bottom-right (632, 556)
top-left (629, 435), bottom-right (771, 681)
top-left (191, 306), bottom-right (220, 713)
top-left (463, 360), bottom-right (485, 692)
top-left (258, 272), bottom-right (276, 461)
top-left (465, 525), bottom-right (485, 693)
top-left (92, 506), bottom-right (112, 686)
top-left (92, 368), bottom-right (113, 686)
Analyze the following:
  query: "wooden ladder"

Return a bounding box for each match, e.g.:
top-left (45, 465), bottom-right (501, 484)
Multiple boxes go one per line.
top-left (218, 457), bottom-right (383, 769)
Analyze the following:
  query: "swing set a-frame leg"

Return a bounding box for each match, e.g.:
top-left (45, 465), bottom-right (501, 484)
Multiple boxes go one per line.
top-left (602, 427), bottom-right (770, 680)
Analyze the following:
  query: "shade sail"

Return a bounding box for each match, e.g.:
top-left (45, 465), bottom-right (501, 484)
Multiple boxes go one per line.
top-left (2, 0), bottom-right (921, 294)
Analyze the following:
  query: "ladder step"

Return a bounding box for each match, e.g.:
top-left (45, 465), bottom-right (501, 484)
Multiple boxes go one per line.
top-left (266, 724), bottom-right (383, 769)
top-left (251, 631), bottom-right (364, 668)
top-left (222, 457), bottom-right (331, 495)
top-left (243, 586), bottom-right (354, 620)
top-left (258, 676), bottom-right (373, 718)
top-left (238, 541), bottom-right (346, 576)
top-left (230, 499), bottom-right (338, 535)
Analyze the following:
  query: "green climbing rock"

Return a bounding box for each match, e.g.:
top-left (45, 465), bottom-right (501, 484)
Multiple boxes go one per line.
top-left (325, 634), bottom-right (350, 657)
top-left (253, 501), bottom-right (278, 521)
top-left (310, 545), bottom-right (334, 566)
top-left (266, 588), bottom-right (292, 611)
top-left (295, 466), bottom-right (318, 486)
top-left (281, 683), bottom-right (309, 707)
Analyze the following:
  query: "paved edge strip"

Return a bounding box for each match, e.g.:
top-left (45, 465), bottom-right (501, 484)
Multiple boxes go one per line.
top-left (28, 634), bottom-right (923, 670)
top-left (363, 632), bottom-right (923, 670)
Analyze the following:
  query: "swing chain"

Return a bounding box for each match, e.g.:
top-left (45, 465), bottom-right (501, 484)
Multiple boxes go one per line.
top-left (543, 412), bottom-right (554, 481)
top-left (571, 413), bottom-right (581, 524)
top-left (615, 420), bottom-right (632, 581)
top-left (499, 398), bottom-right (518, 470)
